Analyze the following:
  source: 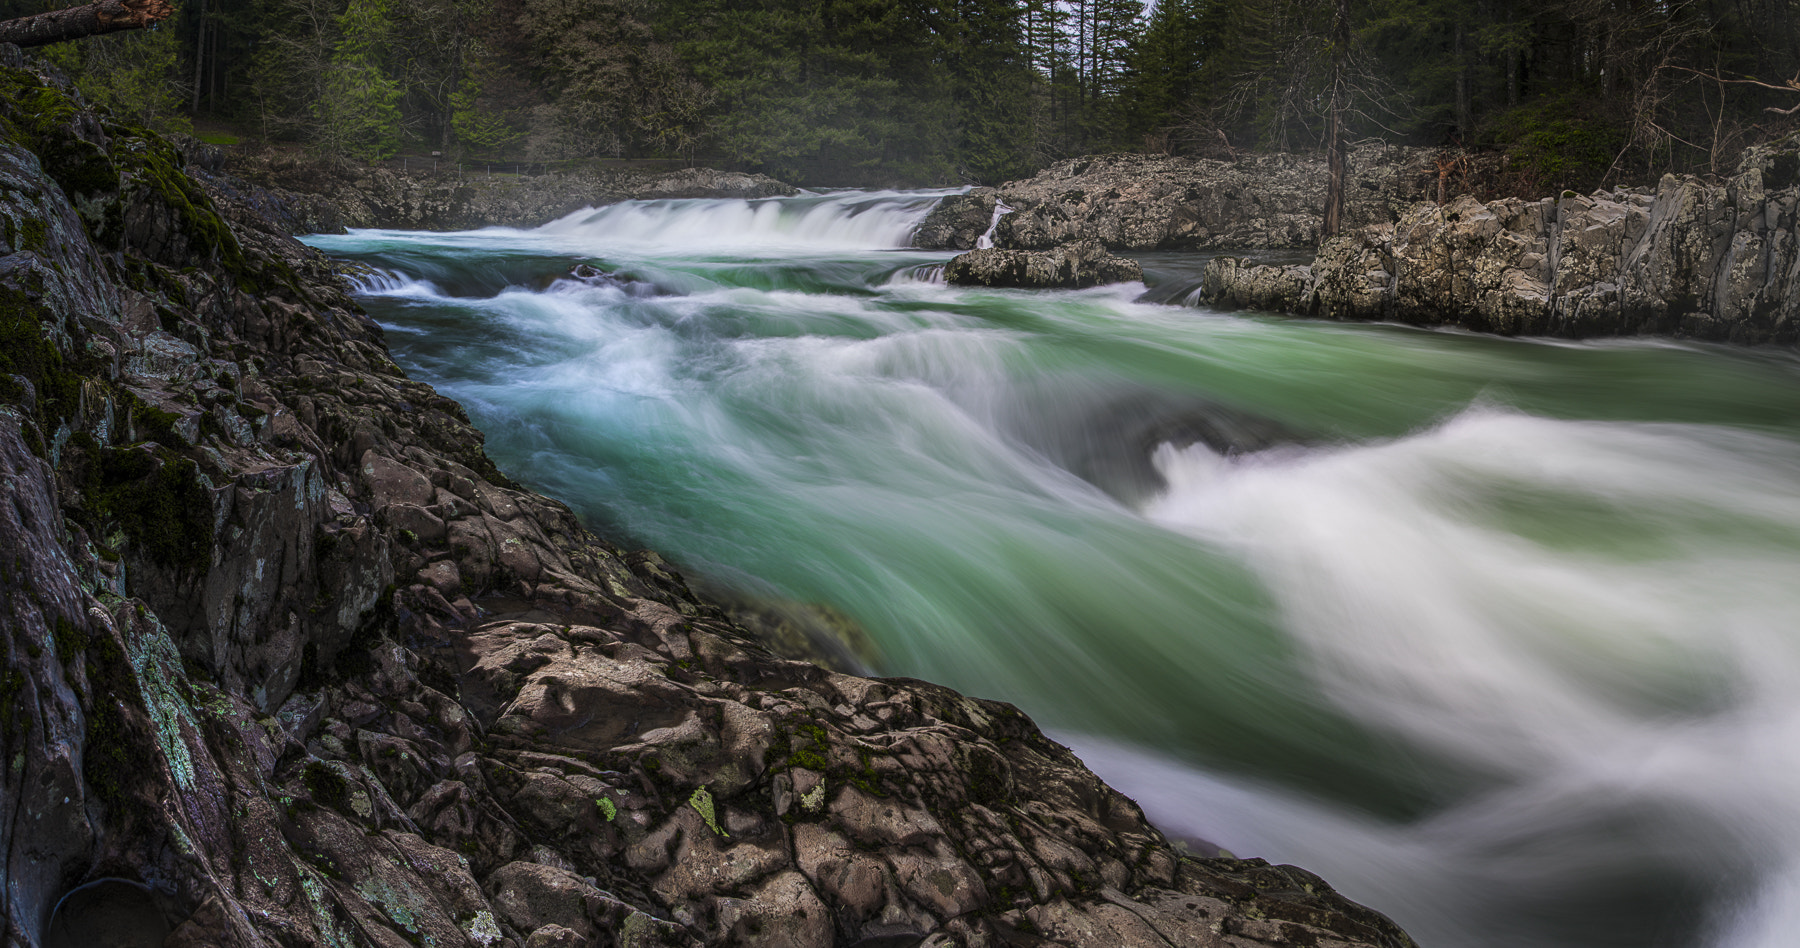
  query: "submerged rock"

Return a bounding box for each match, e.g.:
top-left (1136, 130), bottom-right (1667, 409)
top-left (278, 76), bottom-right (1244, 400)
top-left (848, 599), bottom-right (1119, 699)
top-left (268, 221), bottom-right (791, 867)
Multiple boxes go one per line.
top-left (945, 239), bottom-right (1144, 288)
top-left (0, 48), bottom-right (1418, 948)
top-left (1202, 151), bottom-right (1800, 344)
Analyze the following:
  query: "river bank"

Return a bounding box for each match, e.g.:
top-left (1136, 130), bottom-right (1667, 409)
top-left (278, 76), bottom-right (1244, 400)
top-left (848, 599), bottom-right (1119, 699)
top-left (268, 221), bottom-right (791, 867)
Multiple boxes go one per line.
top-left (1200, 135), bottom-right (1800, 345)
top-left (0, 48), bottom-right (1419, 948)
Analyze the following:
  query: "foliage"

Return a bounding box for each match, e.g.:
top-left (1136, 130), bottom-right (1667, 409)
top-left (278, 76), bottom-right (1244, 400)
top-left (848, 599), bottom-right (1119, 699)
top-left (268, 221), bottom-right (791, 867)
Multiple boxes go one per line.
top-left (40, 28), bottom-right (191, 135)
top-left (14, 0), bottom-right (1800, 185)
top-left (314, 0), bottom-right (404, 160)
top-left (1482, 95), bottom-right (1627, 193)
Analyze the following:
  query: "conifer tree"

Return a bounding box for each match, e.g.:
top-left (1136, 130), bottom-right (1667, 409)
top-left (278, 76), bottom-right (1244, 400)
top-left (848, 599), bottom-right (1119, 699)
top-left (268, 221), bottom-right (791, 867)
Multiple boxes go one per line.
top-left (315, 0), bottom-right (403, 159)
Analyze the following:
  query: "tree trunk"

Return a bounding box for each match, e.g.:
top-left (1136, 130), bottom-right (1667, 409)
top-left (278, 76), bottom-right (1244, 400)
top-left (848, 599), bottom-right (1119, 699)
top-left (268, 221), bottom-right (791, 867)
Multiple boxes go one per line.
top-left (0, 0), bottom-right (173, 48)
top-left (189, 0), bottom-right (207, 113)
top-left (1323, 0), bottom-right (1350, 241)
top-left (1454, 24), bottom-right (1470, 133)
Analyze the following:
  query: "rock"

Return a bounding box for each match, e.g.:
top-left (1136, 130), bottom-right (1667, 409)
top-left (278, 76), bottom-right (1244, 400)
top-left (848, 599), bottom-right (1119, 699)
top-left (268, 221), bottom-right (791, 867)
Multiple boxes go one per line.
top-left (991, 146), bottom-right (1433, 251)
top-left (1199, 146), bottom-right (1800, 344)
top-left (0, 51), bottom-right (1418, 948)
top-left (945, 239), bottom-right (1144, 289)
top-left (912, 187), bottom-right (998, 249)
top-left (1202, 257), bottom-right (1314, 313)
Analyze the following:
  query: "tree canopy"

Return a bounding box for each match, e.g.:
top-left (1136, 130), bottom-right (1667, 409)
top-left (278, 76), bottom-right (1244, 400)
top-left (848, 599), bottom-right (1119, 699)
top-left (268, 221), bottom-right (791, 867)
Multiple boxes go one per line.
top-left (11, 0), bottom-right (1798, 187)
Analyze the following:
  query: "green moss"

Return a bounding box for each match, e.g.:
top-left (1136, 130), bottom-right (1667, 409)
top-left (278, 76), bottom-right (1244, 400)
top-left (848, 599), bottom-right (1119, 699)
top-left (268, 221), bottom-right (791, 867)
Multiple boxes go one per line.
top-left (787, 723), bottom-right (830, 771)
top-left (80, 445), bottom-right (212, 574)
top-left (597, 796), bottom-right (617, 821)
top-left (295, 584), bottom-right (395, 691)
top-left (0, 73), bottom-right (121, 198)
top-left (52, 617), bottom-right (82, 664)
top-left (312, 525), bottom-right (339, 563)
top-left (2, 216), bottom-right (48, 255)
top-left (0, 287), bottom-right (83, 433)
top-left (0, 669), bottom-right (25, 741)
top-left (303, 761), bottom-right (348, 810)
top-left (82, 629), bottom-right (155, 817)
top-left (108, 129), bottom-right (251, 280)
top-left (963, 747), bottom-right (1012, 808)
top-left (120, 391), bottom-right (187, 448)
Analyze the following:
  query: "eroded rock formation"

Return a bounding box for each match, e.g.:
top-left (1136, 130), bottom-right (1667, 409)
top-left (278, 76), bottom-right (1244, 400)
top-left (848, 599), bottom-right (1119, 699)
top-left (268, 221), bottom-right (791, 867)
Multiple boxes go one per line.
top-left (1201, 139), bottom-right (1800, 343)
top-left (0, 49), bottom-right (1418, 948)
top-left (911, 189), bottom-right (999, 250)
top-left (944, 240), bottom-right (1143, 289)
top-left (923, 148), bottom-right (1435, 253)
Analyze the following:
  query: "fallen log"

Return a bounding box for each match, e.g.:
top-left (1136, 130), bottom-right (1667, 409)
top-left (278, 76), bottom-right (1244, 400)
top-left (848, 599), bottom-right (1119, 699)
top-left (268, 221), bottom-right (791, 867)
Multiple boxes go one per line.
top-left (0, 0), bottom-right (173, 48)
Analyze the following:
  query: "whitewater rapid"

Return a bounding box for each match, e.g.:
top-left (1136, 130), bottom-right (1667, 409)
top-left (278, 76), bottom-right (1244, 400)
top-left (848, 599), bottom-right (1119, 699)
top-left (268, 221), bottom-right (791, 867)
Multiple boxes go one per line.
top-left (308, 191), bottom-right (1800, 948)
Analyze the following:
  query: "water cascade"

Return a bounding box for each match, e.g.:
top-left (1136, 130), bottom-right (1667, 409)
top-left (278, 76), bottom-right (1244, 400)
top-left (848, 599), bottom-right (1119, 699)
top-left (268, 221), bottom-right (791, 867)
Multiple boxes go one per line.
top-left (308, 190), bottom-right (1800, 948)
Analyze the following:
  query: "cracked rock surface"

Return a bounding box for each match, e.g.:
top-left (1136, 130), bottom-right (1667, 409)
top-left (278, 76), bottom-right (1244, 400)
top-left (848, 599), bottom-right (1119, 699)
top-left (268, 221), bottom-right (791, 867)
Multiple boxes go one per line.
top-left (1202, 138), bottom-right (1800, 344)
top-left (969, 148), bottom-right (1435, 253)
top-left (0, 48), bottom-right (1417, 948)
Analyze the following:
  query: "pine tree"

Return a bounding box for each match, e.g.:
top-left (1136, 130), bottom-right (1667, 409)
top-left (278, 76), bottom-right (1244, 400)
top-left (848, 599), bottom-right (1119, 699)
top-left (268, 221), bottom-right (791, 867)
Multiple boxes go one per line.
top-left (317, 0), bottom-right (404, 159)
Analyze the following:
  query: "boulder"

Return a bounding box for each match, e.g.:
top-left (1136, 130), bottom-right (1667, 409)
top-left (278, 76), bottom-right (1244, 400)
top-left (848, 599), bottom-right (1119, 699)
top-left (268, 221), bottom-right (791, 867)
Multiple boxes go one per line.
top-left (912, 187), bottom-right (999, 249)
top-left (991, 146), bottom-right (1433, 251)
top-left (945, 239), bottom-right (1144, 289)
top-left (1199, 147), bottom-right (1800, 344)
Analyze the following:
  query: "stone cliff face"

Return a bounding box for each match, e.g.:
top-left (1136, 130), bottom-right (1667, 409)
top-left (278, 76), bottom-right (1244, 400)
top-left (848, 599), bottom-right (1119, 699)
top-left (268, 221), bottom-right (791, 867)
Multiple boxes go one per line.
top-left (0, 51), bottom-right (1418, 948)
top-left (915, 149), bottom-right (1436, 253)
top-left (1201, 142), bottom-right (1800, 344)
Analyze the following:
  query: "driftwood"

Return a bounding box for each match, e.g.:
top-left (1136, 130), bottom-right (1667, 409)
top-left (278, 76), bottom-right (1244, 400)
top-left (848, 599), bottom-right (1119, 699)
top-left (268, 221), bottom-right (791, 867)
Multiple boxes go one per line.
top-left (0, 0), bottom-right (173, 48)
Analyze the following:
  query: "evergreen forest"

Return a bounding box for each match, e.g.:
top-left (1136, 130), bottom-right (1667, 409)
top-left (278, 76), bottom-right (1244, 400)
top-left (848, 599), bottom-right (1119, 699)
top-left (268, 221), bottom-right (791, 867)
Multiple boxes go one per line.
top-left (16, 0), bottom-right (1800, 187)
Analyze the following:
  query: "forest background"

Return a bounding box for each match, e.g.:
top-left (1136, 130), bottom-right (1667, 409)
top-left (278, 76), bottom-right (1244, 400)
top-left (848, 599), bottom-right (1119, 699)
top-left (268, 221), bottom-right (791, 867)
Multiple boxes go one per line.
top-left (18, 0), bottom-right (1800, 189)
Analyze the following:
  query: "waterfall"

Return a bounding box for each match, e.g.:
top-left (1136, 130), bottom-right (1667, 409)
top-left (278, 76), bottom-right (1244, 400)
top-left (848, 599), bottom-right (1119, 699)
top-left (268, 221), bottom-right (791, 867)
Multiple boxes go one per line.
top-left (975, 198), bottom-right (1012, 249)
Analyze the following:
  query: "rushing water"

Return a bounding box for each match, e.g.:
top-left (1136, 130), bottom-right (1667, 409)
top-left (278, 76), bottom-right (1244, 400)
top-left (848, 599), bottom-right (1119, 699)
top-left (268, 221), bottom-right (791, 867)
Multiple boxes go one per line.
top-left (306, 191), bottom-right (1800, 948)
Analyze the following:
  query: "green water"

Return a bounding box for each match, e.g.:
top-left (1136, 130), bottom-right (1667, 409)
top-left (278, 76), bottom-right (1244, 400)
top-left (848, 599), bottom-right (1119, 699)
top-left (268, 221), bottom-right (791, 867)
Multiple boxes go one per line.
top-left (308, 191), bottom-right (1800, 948)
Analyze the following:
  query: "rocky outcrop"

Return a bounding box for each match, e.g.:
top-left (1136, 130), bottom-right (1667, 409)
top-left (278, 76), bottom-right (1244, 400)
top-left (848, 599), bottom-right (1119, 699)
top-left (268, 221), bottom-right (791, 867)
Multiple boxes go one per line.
top-left (912, 188), bottom-right (999, 250)
top-left (973, 147), bottom-right (1434, 252)
top-left (0, 50), bottom-right (1418, 948)
top-left (224, 155), bottom-right (800, 232)
top-left (945, 240), bottom-right (1144, 289)
top-left (1201, 142), bottom-right (1800, 343)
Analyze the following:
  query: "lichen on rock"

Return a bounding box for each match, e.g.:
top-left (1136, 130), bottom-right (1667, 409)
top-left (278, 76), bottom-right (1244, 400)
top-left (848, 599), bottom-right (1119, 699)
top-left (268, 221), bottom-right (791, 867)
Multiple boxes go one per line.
top-left (1201, 156), bottom-right (1800, 343)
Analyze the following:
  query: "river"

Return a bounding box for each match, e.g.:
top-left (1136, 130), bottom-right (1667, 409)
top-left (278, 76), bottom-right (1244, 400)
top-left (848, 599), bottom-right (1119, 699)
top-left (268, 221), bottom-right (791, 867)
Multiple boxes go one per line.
top-left (305, 190), bottom-right (1800, 948)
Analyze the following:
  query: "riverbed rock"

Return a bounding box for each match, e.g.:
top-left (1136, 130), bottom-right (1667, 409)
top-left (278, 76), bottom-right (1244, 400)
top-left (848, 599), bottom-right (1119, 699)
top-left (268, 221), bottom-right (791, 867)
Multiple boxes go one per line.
top-left (1202, 139), bottom-right (1800, 347)
top-left (986, 147), bottom-right (1434, 251)
top-left (912, 187), bottom-right (999, 249)
top-left (945, 239), bottom-right (1144, 288)
top-left (0, 49), bottom-right (1419, 948)
top-left (1201, 148), bottom-right (1800, 344)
